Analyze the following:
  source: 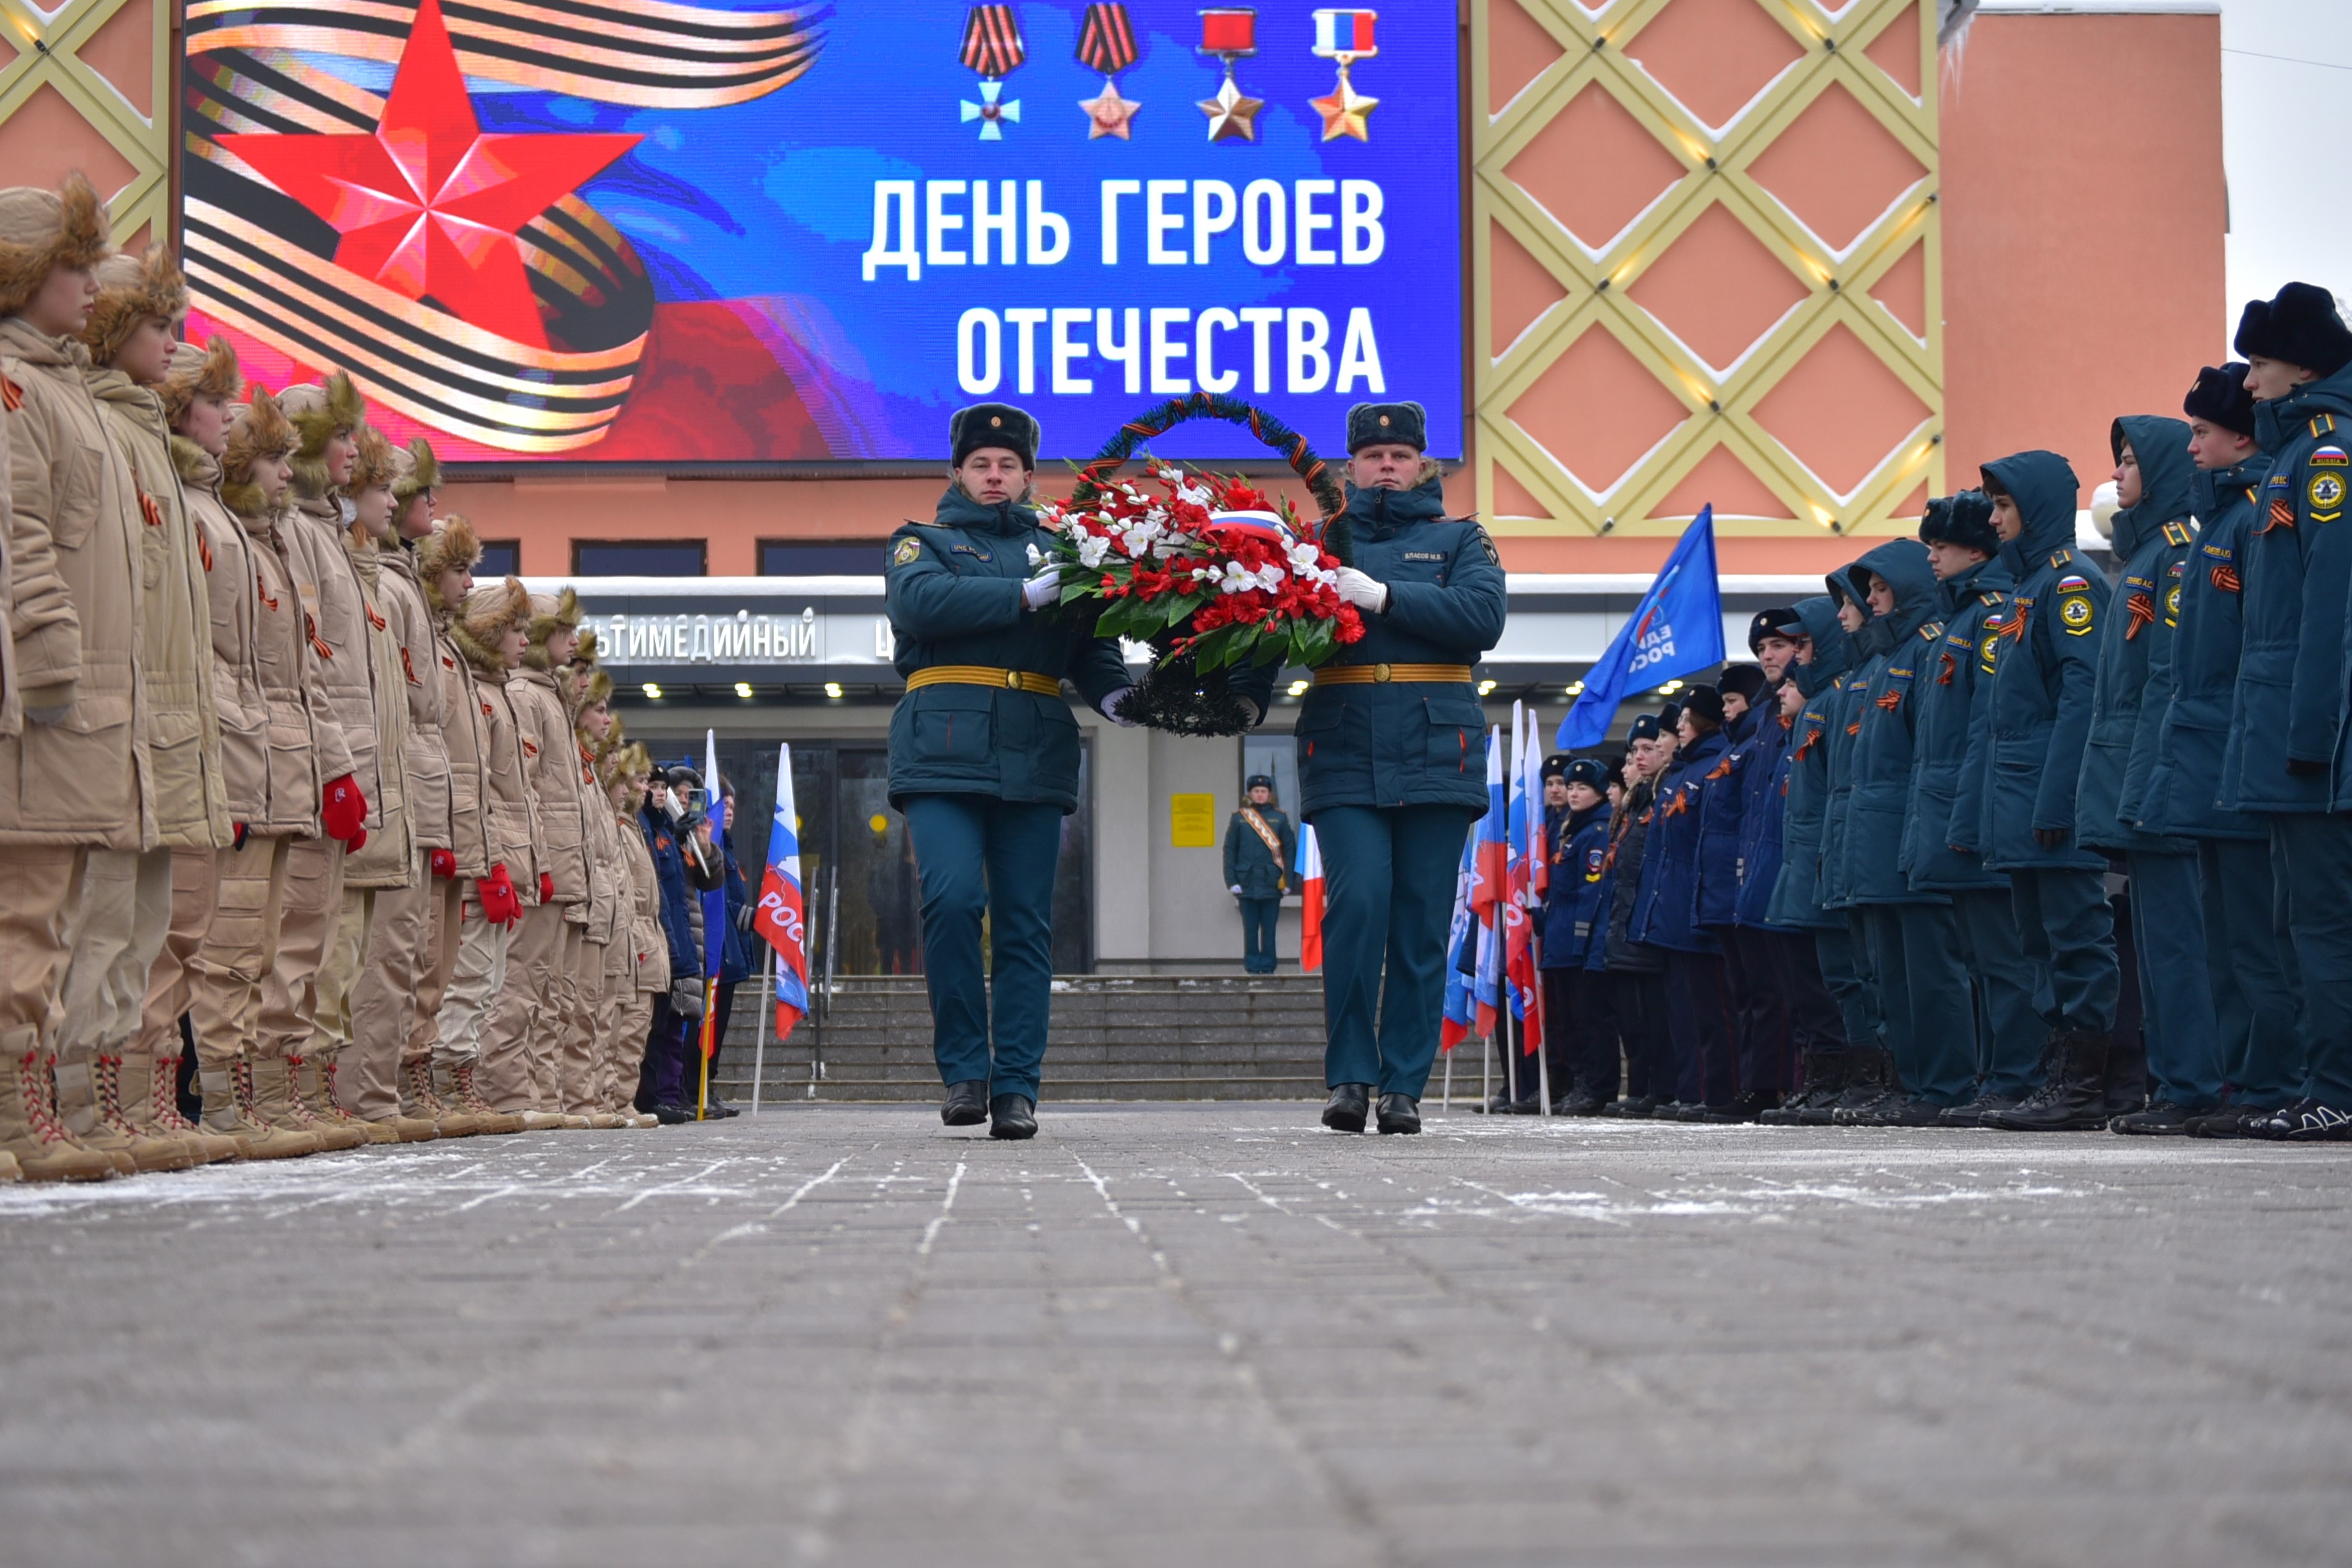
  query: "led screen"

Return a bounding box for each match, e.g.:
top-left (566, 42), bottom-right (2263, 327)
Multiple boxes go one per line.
top-left (182, 0), bottom-right (1463, 464)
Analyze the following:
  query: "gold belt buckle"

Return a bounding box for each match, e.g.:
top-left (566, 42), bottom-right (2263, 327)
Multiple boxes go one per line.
top-left (1003, 669), bottom-right (1021, 689)
top-left (1373, 662), bottom-right (1392, 684)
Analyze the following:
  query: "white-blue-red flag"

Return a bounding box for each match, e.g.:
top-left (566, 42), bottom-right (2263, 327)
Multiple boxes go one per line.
top-left (1472, 727), bottom-right (1507, 1038)
top-left (1294, 824), bottom-right (1326, 973)
top-left (1440, 828), bottom-right (1478, 1053)
top-left (1504, 704), bottom-right (1543, 1057)
top-left (754, 742), bottom-right (810, 1041)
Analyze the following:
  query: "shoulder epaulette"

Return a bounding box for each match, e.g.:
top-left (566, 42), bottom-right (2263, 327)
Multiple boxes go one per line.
top-left (2048, 548), bottom-right (2072, 570)
top-left (1918, 621), bottom-right (1942, 642)
top-left (2162, 520), bottom-right (2194, 547)
top-left (1, 375), bottom-right (21, 413)
top-left (2311, 413), bottom-right (2337, 440)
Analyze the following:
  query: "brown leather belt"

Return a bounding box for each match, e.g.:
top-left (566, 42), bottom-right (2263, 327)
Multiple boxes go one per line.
top-left (1311, 662), bottom-right (1476, 686)
top-left (906, 664), bottom-right (1062, 697)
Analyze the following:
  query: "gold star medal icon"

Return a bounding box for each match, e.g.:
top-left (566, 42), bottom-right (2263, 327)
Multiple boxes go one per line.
top-left (1309, 7), bottom-right (1380, 142)
top-left (1196, 7), bottom-right (1265, 143)
top-left (1076, 4), bottom-right (1144, 138)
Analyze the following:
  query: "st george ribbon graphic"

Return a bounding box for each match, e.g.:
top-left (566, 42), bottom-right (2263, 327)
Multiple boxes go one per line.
top-left (183, 0), bottom-right (825, 454)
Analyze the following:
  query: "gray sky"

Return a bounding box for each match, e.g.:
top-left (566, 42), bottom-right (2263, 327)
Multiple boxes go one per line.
top-left (2220, 0), bottom-right (2352, 346)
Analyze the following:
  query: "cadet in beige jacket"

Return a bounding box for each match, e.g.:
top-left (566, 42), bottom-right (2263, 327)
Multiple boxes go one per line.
top-left (483, 588), bottom-right (593, 1122)
top-left (408, 516), bottom-right (517, 1136)
top-left (169, 349), bottom-right (308, 1160)
top-left (339, 430), bottom-right (443, 1142)
top-left (183, 380), bottom-right (332, 1160)
top-left (77, 247), bottom-right (234, 1172)
top-left (261, 375), bottom-right (380, 1154)
top-left (612, 743), bottom-right (671, 1123)
top-left (568, 666), bottom-right (631, 1126)
top-left (444, 576), bottom-right (545, 1122)
top-left (0, 174), bottom-right (149, 1184)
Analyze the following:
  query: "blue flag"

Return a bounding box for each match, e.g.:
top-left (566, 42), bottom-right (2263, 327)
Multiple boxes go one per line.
top-left (1555, 506), bottom-right (1724, 749)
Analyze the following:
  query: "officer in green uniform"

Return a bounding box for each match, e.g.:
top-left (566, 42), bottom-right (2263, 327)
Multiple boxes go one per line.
top-left (886, 403), bottom-right (1137, 1139)
top-left (1229, 401), bottom-right (1507, 1134)
top-left (1225, 775), bottom-right (1296, 974)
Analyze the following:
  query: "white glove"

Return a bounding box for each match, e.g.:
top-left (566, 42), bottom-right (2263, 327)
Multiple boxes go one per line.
top-left (1332, 567), bottom-right (1389, 613)
top-left (1230, 884), bottom-right (1245, 896)
top-left (1102, 686), bottom-right (1141, 728)
top-left (1022, 570), bottom-right (1061, 610)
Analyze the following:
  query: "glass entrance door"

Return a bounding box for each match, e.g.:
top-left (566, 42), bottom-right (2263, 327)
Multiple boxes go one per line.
top-left (704, 737), bottom-right (1092, 977)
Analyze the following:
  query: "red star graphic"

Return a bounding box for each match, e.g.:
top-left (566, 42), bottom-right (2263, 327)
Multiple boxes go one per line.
top-left (220, 0), bottom-right (640, 350)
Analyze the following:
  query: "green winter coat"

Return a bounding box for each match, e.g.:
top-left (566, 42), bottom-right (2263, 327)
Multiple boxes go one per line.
top-left (885, 485), bottom-right (1133, 813)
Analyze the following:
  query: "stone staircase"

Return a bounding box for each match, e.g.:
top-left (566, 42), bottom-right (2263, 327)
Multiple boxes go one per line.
top-left (709, 974), bottom-right (1337, 1104)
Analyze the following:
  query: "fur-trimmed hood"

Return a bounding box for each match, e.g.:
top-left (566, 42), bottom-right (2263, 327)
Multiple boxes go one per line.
top-left (418, 514), bottom-right (482, 618)
top-left (0, 172), bottom-right (110, 317)
top-left (222, 386), bottom-right (297, 521)
top-left (82, 245), bottom-right (186, 369)
top-left (170, 433), bottom-right (221, 492)
top-left (453, 576), bottom-right (532, 677)
top-left (523, 586), bottom-right (582, 670)
top-left (161, 335), bottom-right (241, 426)
top-left (394, 437), bottom-right (440, 504)
top-left (280, 372), bottom-right (366, 500)
top-left (349, 423), bottom-right (400, 495)
top-left (569, 666), bottom-right (613, 724)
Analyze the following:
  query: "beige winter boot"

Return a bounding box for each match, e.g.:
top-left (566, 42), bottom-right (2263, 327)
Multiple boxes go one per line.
top-left (257, 1054), bottom-right (366, 1152)
top-left (203, 1060), bottom-right (318, 1160)
top-left (0, 1150), bottom-right (19, 1183)
top-left (405, 1059), bottom-right (480, 1137)
top-left (53, 1052), bottom-right (191, 1174)
top-left (446, 1062), bottom-right (526, 1135)
top-left (1, 1037), bottom-right (120, 1183)
top-left (308, 1054), bottom-right (390, 1145)
top-left (125, 1051), bottom-right (241, 1164)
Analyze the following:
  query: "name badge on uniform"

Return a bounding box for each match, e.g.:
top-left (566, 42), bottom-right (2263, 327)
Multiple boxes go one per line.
top-left (1401, 551), bottom-right (1446, 562)
top-left (951, 543), bottom-right (994, 562)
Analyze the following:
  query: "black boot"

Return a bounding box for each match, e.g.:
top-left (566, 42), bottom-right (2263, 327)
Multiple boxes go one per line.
top-left (1375, 1093), bottom-right (1421, 1134)
top-left (1321, 1083), bottom-right (1371, 1134)
top-left (2102, 1030), bottom-right (2149, 1120)
top-left (1986, 1030), bottom-right (2111, 1131)
top-left (1761, 1053), bottom-right (1842, 1126)
top-left (940, 1079), bottom-right (989, 1126)
top-left (1827, 1049), bottom-right (1891, 1124)
top-left (988, 1093), bottom-right (1038, 1140)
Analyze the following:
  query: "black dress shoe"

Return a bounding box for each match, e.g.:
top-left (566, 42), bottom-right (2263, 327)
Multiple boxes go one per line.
top-left (702, 1097), bottom-right (740, 1119)
top-left (1322, 1083), bottom-right (1371, 1133)
top-left (988, 1093), bottom-right (1038, 1140)
top-left (1600, 1095), bottom-right (1660, 1119)
top-left (940, 1079), bottom-right (990, 1126)
top-left (651, 1102), bottom-right (692, 1125)
top-left (1376, 1093), bottom-right (1421, 1134)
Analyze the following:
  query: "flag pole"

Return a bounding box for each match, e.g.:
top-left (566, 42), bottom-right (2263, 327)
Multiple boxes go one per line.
top-left (751, 944), bottom-right (771, 1115)
top-left (697, 974), bottom-right (715, 1121)
top-left (1533, 936), bottom-right (1552, 1117)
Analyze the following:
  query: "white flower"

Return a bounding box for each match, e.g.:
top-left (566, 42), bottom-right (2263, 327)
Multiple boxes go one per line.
top-left (1287, 542), bottom-right (1321, 573)
top-left (1255, 563), bottom-right (1286, 593)
top-left (1026, 543), bottom-right (1044, 568)
top-left (1078, 534), bottom-right (1111, 569)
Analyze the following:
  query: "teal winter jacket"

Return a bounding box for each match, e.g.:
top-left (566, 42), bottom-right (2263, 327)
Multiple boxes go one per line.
top-left (2077, 416), bottom-right (2199, 855)
top-left (1900, 554), bottom-right (2013, 891)
top-left (885, 485), bottom-right (1133, 813)
top-left (1832, 540), bottom-right (1946, 905)
top-left (1961, 451), bottom-right (2106, 871)
top-left (2141, 458), bottom-right (2265, 839)
top-left (1762, 595), bottom-right (1854, 929)
top-left (1245, 476), bottom-right (1507, 820)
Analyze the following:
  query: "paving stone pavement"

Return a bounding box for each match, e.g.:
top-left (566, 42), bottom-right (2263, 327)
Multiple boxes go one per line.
top-left (3, 1103), bottom-right (2350, 1567)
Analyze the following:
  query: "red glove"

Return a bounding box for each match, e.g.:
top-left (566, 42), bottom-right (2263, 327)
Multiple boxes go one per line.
top-left (539, 871), bottom-right (555, 904)
top-left (320, 774), bottom-right (369, 844)
top-left (480, 864), bottom-right (521, 927)
top-left (232, 823), bottom-right (249, 850)
top-left (344, 827), bottom-right (366, 854)
top-left (430, 848), bottom-right (457, 879)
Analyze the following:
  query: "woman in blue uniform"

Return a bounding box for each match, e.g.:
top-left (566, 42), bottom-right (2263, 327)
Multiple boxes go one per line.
top-left (885, 404), bottom-right (1137, 1139)
top-left (1233, 402), bottom-right (1508, 1134)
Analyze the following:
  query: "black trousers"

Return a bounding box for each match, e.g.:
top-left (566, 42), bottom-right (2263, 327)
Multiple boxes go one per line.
top-left (1239, 897), bottom-right (1279, 973)
top-left (1661, 949), bottom-right (1738, 1105)
top-left (1610, 968), bottom-right (1675, 1100)
top-left (1719, 926), bottom-right (1795, 1096)
top-left (1544, 966), bottom-right (1619, 1103)
top-left (634, 992), bottom-right (674, 1112)
top-left (1759, 925), bottom-right (1848, 1074)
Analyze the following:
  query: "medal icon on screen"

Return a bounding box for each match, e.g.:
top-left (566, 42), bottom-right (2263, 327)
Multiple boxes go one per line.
top-left (1077, 3), bottom-right (1144, 139)
top-left (1195, 8), bottom-right (1265, 143)
top-left (960, 4), bottom-right (1026, 139)
top-left (1309, 9), bottom-right (1379, 141)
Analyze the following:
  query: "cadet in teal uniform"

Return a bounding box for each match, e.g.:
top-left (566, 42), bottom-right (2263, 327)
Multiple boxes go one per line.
top-left (885, 404), bottom-right (1137, 1139)
top-left (1224, 775), bottom-right (1296, 974)
top-left (1230, 402), bottom-right (1507, 1134)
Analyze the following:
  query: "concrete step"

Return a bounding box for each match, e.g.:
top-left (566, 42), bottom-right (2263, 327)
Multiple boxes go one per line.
top-left (705, 973), bottom-right (1341, 1102)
